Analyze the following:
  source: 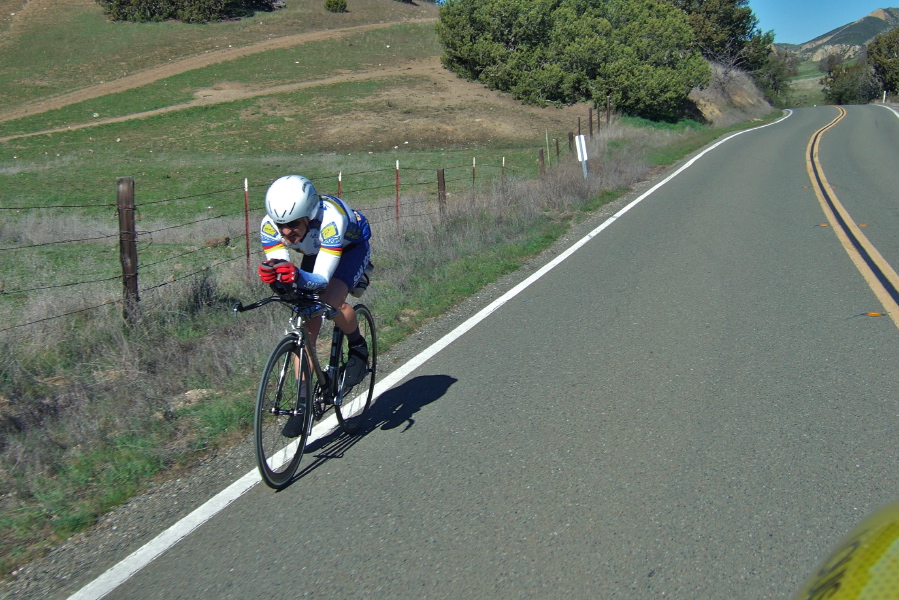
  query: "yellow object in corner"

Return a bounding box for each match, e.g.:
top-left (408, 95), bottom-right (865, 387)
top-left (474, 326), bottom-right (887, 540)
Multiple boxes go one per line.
top-left (795, 502), bottom-right (899, 599)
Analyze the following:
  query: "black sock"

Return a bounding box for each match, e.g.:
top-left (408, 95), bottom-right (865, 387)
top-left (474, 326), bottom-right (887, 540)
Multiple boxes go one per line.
top-left (348, 328), bottom-right (364, 346)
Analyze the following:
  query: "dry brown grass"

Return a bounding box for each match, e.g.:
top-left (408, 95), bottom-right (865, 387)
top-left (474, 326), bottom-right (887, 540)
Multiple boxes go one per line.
top-left (690, 62), bottom-right (773, 127)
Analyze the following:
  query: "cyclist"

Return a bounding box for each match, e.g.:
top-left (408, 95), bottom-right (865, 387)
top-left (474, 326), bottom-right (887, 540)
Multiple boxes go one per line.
top-left (257, 174), bottom-right (372, 389)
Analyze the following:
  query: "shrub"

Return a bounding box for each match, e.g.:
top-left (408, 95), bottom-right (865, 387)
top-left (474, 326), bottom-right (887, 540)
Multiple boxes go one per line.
top-left (325, 0), bottom-right (347, 13)
top-left (868, 27), bottom-right (899, 95)
top-left (95, 0), bottom-right (281, 23)
top-left (436, 0), bottom-right (711, 122)
top-left (821, 62), bottom-right (879, 105)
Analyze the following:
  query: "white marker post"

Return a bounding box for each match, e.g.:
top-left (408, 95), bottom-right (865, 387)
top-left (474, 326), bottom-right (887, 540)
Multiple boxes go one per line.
top-left (575, 134), bottom-right (588, 180)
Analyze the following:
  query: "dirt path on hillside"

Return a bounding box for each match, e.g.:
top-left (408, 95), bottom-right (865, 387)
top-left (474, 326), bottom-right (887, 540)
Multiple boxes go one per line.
top-left (0, 32), bottom-right (596, 148)
top-left (0, 7), bottom-right (597, 164)
top-left (0, 55), bottom-right (451, 142)
top-left (0, 17), bottom-right (437, 125)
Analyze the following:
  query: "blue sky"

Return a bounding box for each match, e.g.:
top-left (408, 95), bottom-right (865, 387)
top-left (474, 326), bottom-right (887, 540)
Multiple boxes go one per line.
top-left (749, 1), bottom-right (894, 45)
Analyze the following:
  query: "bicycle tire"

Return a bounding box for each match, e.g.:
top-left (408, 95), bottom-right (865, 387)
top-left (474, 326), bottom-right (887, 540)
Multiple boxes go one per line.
top-left (335, 304), bottom-right (377, 434)
top-left (254, 336), bottom-right (313, 489)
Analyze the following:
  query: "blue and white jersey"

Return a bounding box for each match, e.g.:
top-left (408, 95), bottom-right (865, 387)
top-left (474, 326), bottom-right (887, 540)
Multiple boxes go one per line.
top-left (260, 195), bottom-right (368, 291)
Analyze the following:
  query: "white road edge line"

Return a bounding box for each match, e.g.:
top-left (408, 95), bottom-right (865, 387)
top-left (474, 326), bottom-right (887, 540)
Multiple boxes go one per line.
top-left (66, 110), bottom-right (792, 600)
top-left (877, 103), bottom-right (899, 119)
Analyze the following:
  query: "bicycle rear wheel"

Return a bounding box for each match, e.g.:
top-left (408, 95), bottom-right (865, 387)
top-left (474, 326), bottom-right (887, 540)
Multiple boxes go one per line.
top-left (254, 336), bottom-right (312, 489)
top-left (335, 304), bottom-right (377, 434)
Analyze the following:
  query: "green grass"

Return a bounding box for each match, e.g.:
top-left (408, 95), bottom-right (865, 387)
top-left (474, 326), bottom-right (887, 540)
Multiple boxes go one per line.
top-left (0, 0), bottom-right (440, 109)
top-left (788, 62), bottom-right (827, 107)
top-left (643, 111), bottom-right (783, 165)
top-left (0, 22), bottom-right (442, 138)
top-left (620, 116), bottom-right (705, 131)
top-left (795, 60), bottom-right (824, 81)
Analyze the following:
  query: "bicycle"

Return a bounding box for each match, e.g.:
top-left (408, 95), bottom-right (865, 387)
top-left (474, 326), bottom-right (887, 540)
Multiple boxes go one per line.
top-left (233, 291), bottom-right (377, 489)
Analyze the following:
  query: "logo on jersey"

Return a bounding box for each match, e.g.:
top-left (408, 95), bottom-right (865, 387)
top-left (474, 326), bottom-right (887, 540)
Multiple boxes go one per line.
top-left (260, 220), bottom-right (284, 251)
top-left (321, 222), bottom-right (340, 246)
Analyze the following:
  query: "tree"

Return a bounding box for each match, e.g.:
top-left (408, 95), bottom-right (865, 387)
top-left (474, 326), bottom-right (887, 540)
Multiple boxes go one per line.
top-left (437, 0), bottom-right (711, 121)
top-left (821, 60), bottom-right (879, 105)
top-left (868, 27), bottom-right (899, 96)
top-left (753, 48), bottom-right (799, 106)
top-left (818, 53), bottom-right (843, 75)
top-left (669, 0), bottom-right (765, 67)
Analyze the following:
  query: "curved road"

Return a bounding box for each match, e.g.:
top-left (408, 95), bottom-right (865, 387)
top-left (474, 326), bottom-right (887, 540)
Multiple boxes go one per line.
top-left (47, 105), bottom-right (899, 599)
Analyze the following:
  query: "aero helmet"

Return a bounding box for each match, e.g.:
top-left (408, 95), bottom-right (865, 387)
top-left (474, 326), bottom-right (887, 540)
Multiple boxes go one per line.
top-left (264, 175), bottom-right (320, 224)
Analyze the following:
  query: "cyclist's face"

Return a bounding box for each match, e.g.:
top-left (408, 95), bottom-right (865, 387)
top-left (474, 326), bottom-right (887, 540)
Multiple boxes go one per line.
top-left (277, 217), bottom-right (309, 244)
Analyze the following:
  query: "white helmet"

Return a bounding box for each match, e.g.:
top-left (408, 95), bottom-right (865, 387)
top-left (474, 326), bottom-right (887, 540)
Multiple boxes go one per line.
top-left (264, 175), bottom-right (320, 223)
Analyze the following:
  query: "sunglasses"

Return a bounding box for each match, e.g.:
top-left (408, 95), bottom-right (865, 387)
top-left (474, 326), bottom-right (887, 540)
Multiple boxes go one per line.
top-left (277, 218), bottom-right (306, 230)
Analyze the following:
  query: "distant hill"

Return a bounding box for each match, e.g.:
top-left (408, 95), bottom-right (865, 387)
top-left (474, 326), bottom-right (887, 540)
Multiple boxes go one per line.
top-left (776, 8), bottom-right (899, 61)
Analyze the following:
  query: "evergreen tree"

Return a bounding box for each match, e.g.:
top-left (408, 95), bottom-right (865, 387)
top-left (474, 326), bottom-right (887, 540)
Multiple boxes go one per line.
top-left (437, 0), bottom-right (710, 121)
top-left (868, 27), bottom-right (899, 96)
top-left (752, 48), bottom-right (798, 106)
top-left (668, 0), bottom-right (765, 69)
top-left (818, 53), bottom-right (843, 75)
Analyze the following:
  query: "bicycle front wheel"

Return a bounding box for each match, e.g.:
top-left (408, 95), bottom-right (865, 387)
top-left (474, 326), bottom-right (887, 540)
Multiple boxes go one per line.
top-left (254, 336), bottom-right (313, 489)
top-left (335, 304), bottom-right (377, 434)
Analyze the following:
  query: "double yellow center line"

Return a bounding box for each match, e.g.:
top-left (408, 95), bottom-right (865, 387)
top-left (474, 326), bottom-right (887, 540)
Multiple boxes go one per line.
top-left (806, 106), bottom-right (899, 328)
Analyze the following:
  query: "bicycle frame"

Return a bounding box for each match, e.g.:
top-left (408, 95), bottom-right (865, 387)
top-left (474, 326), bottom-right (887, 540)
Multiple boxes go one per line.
top-left (288, 306), bottom-right (345, 407)
top-left (236, 291), bottom-right (377, 488)
top-left (234, 294), bottom-right (343, 405)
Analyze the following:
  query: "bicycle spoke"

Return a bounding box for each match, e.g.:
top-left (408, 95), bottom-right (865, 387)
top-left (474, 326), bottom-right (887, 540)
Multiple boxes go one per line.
top-left (335, 304), bottom-right (377, 434)
top-left (239, 293), bottom-right (379, 487)
top-left (254, 338), bottom-right (311, 489)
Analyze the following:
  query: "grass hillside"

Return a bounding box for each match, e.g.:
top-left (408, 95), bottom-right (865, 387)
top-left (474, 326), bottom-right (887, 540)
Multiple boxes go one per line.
top-left (805, 8), bottom-right (899, 46)
top-left (796, 7), bottom-right (899, 61)
top-left (0, 0), bottom-right (438, 107)
top-left (0, 0), bottom-right (776, 583)
top-left (820, 14), bottom-right (897, 46)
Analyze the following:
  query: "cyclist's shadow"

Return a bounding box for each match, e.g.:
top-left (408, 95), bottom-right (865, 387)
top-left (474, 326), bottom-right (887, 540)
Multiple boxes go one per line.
top-left (292, 374), bottom-right (457, 482)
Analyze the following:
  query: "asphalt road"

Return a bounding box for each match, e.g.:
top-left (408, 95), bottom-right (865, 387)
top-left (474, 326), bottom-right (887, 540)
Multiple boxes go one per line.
top-left (22, 105), bottom-right (899, 600)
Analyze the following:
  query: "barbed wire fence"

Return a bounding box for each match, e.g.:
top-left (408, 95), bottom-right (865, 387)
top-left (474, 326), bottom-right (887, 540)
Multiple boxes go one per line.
top-left (0, 105), bottom-right (615, 332)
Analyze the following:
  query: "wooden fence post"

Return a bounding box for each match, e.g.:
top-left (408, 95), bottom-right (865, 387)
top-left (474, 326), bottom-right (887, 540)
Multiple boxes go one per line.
top-left (606, 95), bottom-right (611, 125)
top-left (568, 132), bottom-right (574, 158)
top-left (589, 108), bottom-right (593, 137)
top-left (437, 168), bottom-right (447, 220)
top-left (538, 149), bottom-right (545, 178)
top-left (117, 177), bottom-right (139, 324)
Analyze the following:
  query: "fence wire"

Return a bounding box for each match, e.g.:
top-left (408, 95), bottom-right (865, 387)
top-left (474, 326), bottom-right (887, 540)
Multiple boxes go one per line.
top-left (1, 150), bottom-right (558, 330)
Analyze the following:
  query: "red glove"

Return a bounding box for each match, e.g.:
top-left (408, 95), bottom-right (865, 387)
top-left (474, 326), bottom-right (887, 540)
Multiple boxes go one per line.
top-left (258, 259), bottom-right (286, 284)
top-left (274, 261), bottom-right (298, 284)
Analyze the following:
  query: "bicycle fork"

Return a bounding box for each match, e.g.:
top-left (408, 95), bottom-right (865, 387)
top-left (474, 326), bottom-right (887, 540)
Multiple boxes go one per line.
top-left (270, 343), bottom-right (312, 435)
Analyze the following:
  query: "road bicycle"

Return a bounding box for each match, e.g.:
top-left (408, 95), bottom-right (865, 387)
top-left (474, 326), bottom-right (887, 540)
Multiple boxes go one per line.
top-left (233, 291), bottom-right (377, 489)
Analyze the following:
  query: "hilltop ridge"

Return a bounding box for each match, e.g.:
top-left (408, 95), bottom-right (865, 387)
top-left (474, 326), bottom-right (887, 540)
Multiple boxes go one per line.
top-left (777, 7), bottom-right (899, 61)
